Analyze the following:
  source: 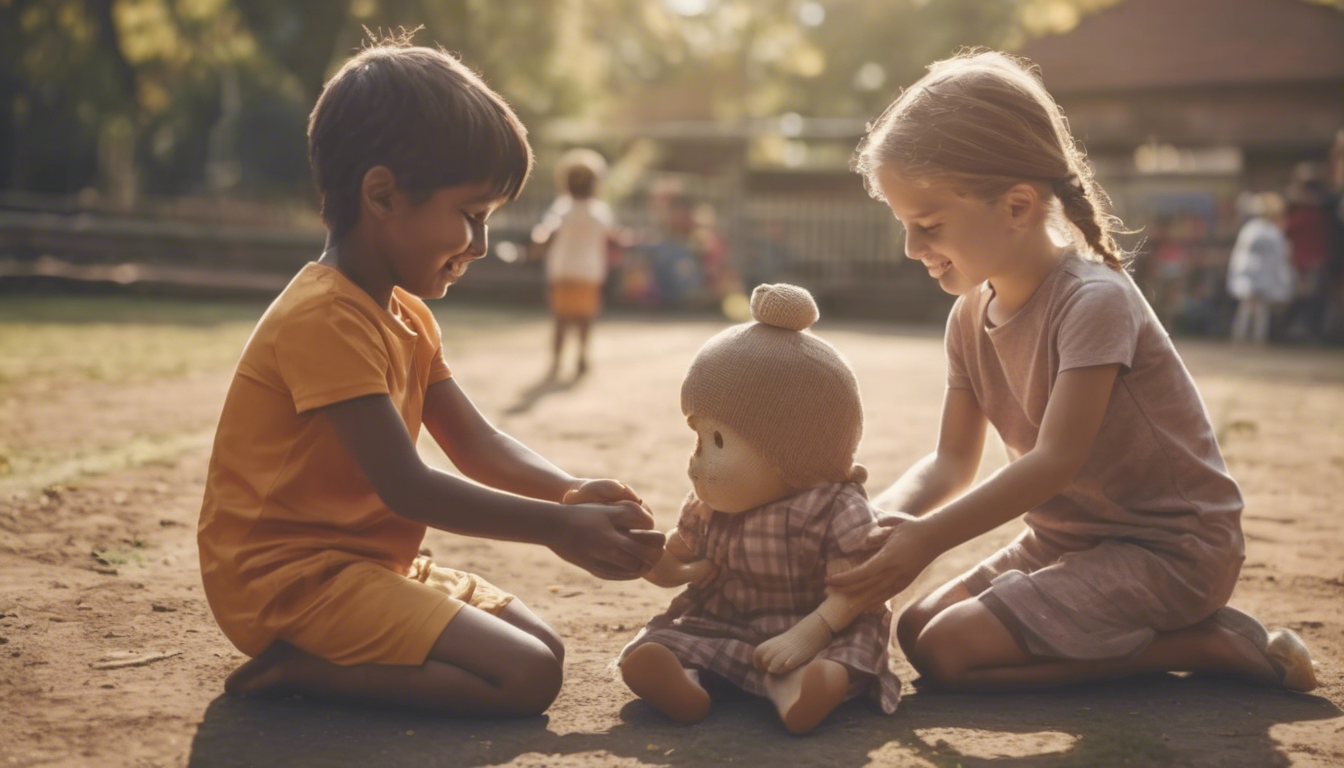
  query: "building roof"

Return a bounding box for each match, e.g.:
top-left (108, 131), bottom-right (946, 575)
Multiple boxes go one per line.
top-left (1020, 0), bottom-right (1344, 93)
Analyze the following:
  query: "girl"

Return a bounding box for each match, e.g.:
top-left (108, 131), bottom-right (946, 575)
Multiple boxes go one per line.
top-left (831, 50), bottom-right (1317, 693)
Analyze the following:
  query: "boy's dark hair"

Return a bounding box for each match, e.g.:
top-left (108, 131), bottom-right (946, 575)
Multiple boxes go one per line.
top-left (308, 36), bottom-right (533, 239)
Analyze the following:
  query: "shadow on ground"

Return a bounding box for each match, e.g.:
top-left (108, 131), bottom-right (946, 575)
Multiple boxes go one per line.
top-left (188, 674), bottom-right (1338, 768)
top-left (502, 372), bottom-right (582, 416)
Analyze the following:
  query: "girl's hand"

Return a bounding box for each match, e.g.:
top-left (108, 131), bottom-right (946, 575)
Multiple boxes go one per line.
top-left (825, 516), bottom-right (937, 603)
top-left (551, 500), bottom-right (665, 580)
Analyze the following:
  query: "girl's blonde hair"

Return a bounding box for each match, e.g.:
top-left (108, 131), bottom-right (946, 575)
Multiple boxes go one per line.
top-left (854, 49), bottom-right (1128, 270)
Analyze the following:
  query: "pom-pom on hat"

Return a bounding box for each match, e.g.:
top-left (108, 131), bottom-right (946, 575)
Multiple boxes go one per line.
top-left (681, 283), bottom-right (866, 490)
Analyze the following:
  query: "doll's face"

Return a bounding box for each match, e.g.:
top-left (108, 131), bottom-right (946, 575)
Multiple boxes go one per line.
top-left (686, 415), bottom-right (793, 514)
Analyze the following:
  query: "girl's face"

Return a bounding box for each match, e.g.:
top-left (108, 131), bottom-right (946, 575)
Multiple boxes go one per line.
top-left (381, 180), bottom-right (503, 299)
top-left (875, 165), bottom-right (1016, 296)
top-left (686, 415), bottom-right (792, 514)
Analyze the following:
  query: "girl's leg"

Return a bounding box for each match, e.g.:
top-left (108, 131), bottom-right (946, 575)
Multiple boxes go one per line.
top-left (909, 598), bottom-right (1280, 693)
top-left (762, 658), bottom-right (851, 734)
top-left (618, 643), bottom-right (711, 723)
top-left (225, 603), bottom-right (563, 716)
top-left (895, 579), bottom-right (976, 660)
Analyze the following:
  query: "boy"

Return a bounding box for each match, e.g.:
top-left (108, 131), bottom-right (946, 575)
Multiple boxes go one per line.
top-left (198, 40), bottom-right (663, 717)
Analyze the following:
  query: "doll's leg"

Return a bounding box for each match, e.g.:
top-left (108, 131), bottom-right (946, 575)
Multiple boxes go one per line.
top-left (763, 658), bottom-right (851, 735)
top-left (619, 643), bottom-right (711, 723)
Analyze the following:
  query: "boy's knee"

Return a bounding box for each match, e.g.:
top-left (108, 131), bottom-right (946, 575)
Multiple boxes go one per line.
top-left (500, 645), bottom-right (563, 715)
top-left (535, 625), bottom-right (565, 667)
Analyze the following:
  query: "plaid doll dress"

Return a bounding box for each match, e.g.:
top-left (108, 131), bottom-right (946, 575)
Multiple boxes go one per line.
top-left (617, 482), bottom-right (901, 714)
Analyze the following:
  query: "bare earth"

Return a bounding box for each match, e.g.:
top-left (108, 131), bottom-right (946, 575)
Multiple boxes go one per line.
top-left (2, 301), bottom-right (1342, 767)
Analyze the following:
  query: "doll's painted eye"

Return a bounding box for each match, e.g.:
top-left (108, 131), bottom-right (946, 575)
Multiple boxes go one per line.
top-left (713, 431), bottom-right (724, 449)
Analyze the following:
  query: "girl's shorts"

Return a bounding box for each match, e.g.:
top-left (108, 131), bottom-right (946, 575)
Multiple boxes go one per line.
top-left (961, 527), bottom-right (1240, 660)
top-left (276, 555), bottom-right (514, 666)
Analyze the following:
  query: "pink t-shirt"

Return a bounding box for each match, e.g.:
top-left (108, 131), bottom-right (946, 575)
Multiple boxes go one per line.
top-left (945, 253), bottom-right (1243, 556)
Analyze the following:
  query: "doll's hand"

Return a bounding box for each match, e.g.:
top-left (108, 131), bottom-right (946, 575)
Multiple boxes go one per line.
top-left (753, 613), bottom-right (833, 674)
top-left (825, 515), bottom-right (935, 604)
top-left (644, 549), bottom-right (718, 588)
top-left (552, 500), bottom-right (664, 580)
top-left (563, 478), bottom-right (644, 508)
top-left (680, 558), bottom-right (719, 588)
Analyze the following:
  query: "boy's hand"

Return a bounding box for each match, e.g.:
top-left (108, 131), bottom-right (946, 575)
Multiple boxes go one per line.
top-left (825, 515), bottom-right (934, 604)
top-left (551, 500), bottom-right (665, 580)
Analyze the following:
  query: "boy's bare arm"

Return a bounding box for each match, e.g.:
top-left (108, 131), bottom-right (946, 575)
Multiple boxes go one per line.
top-left (423, 378), bottom-right (586, 502)
top-left (322, 393), bottom-right (662, 579)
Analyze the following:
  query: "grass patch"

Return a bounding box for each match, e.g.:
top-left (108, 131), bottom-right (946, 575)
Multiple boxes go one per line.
top-left (0, 296), bottom-right (264, 393)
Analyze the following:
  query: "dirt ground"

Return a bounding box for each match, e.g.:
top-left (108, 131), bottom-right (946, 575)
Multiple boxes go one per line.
top-left (1, 298), bottom-right (1342, 767)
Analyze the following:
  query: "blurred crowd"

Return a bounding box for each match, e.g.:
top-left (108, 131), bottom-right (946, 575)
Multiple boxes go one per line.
top-left (1137, 133), bottom-right (1344, 346)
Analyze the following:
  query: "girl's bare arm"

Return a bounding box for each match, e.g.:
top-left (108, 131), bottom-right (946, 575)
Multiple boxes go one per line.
top-left (873, 387), bottom-right (988, 515)
top-left (829, 364), bottom-right (1120, 599)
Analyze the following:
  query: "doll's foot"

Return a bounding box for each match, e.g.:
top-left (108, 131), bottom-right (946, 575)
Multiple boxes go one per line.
top-left (620, 643), bottom-right (711, 723)
top-left (1212, 607), bottom-right (1318, 692)
top-left (766, 658), bottom-right (850, 734)
top-left (224, 642), bottom-right (305, 698)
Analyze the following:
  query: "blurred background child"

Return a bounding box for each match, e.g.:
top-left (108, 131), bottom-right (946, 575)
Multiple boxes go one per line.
top-left (1227, 192), bottom-right (1295, 345)
top-left (532, 149), bottom-right (621, 380)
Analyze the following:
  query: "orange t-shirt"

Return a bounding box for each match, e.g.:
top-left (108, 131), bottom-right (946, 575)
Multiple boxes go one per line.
top-left (198, 262), bottom-right (453, 657)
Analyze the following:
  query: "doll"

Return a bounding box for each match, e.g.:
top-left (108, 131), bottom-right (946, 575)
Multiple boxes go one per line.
top-left (616, 284), bottom-right (903, 734)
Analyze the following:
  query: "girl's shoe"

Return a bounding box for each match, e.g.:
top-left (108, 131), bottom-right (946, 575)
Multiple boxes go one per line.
top-left (1213, 606), bottom-right (1318, 692)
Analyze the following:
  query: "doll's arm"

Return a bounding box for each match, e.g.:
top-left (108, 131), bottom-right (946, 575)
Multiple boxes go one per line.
top-left (753, 557), bottom-right (888, 674)
top-left (643, 527), bottom-right (718, 588)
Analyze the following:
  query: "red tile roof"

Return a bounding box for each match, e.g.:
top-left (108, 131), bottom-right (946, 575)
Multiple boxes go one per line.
top-left (1019, 0), bottom-right (1344, 93)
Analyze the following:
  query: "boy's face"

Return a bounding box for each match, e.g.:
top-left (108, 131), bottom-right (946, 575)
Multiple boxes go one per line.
top-left (875, 165), bottom-right (1015, 297)
top-left (686, 414), bottom-right (792, 514)
top-left (379, 179), bottom-right (504, 299)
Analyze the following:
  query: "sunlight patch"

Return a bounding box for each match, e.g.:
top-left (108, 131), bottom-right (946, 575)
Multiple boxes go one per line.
top-left (915, 727), bottom-right (1077, 759)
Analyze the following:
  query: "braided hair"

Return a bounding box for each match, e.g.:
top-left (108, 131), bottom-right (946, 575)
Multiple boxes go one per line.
top-left (854, 49), bottom-right (1129, 270)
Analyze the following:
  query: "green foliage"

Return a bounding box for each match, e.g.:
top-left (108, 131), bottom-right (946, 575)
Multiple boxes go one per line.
top-left (0, 0), bottom-right (1136, 200)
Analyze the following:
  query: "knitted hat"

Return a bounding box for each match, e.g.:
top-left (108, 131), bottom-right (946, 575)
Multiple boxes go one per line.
top-left (681, 283), bottom-right (867, 490)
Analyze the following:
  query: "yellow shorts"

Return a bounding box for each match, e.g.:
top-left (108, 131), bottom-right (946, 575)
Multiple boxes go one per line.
top-left (549, 280), bottom-right (602, 319)
top-left (278, 555), bottom-right (514, 666)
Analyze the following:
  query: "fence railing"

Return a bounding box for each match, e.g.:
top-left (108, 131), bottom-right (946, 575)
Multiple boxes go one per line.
top-left (0, 191), bottom-right (957, 319)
